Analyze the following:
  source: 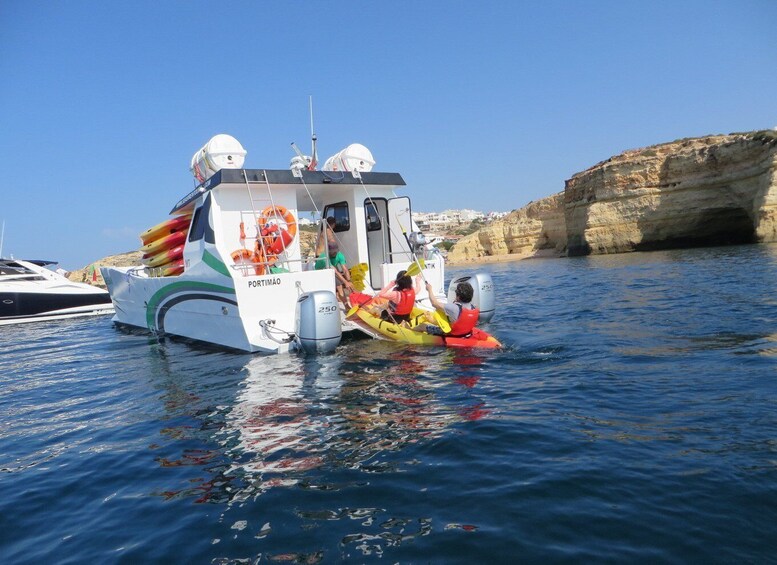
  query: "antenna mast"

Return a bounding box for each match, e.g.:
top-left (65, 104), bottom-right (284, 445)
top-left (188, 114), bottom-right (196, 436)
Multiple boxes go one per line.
top-left (0, 220), bottom-right (4, 258)
top-left (308, 95), bottom-right (318, 170)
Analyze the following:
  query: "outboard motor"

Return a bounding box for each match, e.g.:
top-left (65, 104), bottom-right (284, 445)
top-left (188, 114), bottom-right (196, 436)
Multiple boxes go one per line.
top-left (408, 231), bottom-right (427, 255)
top-left (295, 290), bottom-right (342, 354)
top-left (447, 273), bottom-right (495, 323)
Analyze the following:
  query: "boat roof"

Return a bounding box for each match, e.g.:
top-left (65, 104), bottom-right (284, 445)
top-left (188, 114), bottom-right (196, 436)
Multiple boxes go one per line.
top-left (170, 168), bottom-right (406, 215)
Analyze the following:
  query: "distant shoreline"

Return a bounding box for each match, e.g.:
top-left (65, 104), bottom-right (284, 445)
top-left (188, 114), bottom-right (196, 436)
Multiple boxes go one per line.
top-left (446, 252), bottom-right (529, 267)
top-left (447, 242), bottom-right (777, 268)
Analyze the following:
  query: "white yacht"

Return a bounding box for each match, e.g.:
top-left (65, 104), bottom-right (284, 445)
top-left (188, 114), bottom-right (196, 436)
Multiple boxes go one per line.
top-left (0, 258), bottom-right (114, 325)
top-left (101, 135), bottom-right (495, 354)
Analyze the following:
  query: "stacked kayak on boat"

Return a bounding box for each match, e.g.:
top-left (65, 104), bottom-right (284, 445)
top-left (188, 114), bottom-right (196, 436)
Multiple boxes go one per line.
top-left (139, 213), bottom-right (192, 276)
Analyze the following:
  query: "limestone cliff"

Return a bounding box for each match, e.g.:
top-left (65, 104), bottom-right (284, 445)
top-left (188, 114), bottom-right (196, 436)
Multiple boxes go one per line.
top-left (448, 130), bottom-right (777, 263)
top-left (447, 192), bottom-right (567, 263)
top-left (565, 131), bottom-right (777, 255)
top-left (67, 251), bottom-right (142, 288)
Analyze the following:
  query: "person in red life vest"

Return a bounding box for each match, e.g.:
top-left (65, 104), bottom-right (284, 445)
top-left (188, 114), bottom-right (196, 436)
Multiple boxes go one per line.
top-left (374, 272), bottom-right (421, 324)
top-left (414, 281), bottom-right (479, 337)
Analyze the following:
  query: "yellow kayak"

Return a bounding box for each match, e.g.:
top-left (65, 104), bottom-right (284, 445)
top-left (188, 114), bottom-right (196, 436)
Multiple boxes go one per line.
top-left (353, 304), bottom-right (501, 349)
top-left (140, 230), bottom-right (186, 256)
top-left (139, 214), bottom-right (192, 245)
top-left (141, 245), bottom-right (184, 267)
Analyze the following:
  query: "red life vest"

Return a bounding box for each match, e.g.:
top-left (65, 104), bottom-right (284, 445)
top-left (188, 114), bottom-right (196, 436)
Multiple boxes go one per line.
top-left (447, 304), bottom-right (479, 337)
top-left (390, 288), bottom-right (415, 316)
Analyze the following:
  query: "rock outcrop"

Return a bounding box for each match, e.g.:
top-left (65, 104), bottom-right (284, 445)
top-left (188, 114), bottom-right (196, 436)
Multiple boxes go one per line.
top-left (565, 131), bottom-right (777, 255)
top-left (67, 251), bottom-right (142, 288)
top-left (448, 130), bottom-right (777, 263)
top-left (447, 193), bottom-right (567, 263)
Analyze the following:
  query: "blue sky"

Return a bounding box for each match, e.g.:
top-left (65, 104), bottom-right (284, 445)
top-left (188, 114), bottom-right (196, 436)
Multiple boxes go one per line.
top-left (2, 1), bottom-right (776, 269)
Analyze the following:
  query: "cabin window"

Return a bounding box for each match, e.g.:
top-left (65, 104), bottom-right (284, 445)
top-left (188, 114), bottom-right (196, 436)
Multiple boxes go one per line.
top-left (365, 201), bottom-right (383, 232)
top-left (188, 194), bottom-right (215, 243)
top-left (189, 207), bottom-right (204, 242)
top-left (323, 202), bottom-right (350, 232)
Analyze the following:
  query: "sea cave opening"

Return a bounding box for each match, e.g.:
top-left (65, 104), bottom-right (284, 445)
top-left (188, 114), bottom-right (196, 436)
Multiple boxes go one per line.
top-left (634, 206), bottom-right (756, 252)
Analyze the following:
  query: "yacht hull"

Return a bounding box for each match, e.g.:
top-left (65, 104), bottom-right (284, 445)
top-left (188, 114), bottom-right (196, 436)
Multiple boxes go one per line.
top-left (0, 307), bottom-right (114, 325)
top-left (0, 259), bottom-right (114, 326)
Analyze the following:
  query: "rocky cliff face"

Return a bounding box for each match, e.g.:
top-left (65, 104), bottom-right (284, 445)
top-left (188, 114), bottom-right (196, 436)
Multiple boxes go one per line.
top-left (448, 130), bottom-right (777, 263)
top-left (447, 193), bottom-right (567, 263)
top-left (565, 131), bottom-right (777, 255)
top-left (67, 251), bottom-right (142, 288)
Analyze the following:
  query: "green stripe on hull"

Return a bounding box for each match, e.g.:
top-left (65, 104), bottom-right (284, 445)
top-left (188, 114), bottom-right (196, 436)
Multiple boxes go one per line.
top-left (203, 249), bottom-right (231, 277)
top-left (145, 281), bottom-right (236, 329)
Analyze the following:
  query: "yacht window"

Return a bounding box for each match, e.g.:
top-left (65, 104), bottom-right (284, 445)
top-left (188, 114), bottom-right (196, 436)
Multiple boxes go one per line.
top-left (323, 202), bottom-right (350, 232)
top-left (365, 202), bottom-right (382, 232)
top-left (0, 262), bottom-right (34, 276)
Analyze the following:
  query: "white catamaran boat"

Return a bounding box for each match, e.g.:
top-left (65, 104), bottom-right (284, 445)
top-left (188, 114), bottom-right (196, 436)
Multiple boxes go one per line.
top-left (0, 258), bottom-right (114, 325)
top-left (101, 134), bottom-right (495, 354)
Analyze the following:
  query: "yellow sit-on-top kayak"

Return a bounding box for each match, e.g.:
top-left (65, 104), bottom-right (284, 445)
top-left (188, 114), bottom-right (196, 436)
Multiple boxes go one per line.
top-left (352, 302), bottom-right (501, 349)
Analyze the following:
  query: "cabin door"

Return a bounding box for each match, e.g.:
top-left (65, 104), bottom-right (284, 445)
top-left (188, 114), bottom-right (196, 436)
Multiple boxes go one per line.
top-left (364, 196), bottom-right (413, 289)
top-left (364, 198), bottom-right (389, 289)
top-left (387, 196), bottom-right (413, 264)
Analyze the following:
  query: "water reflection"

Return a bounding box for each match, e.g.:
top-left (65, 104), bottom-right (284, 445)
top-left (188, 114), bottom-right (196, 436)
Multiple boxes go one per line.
top-left (223, 355), bottom-right (340, 488)
top-left (740, 332), bottom-right (777, 357)
top-left (148, 339), bottom-right (493, 505)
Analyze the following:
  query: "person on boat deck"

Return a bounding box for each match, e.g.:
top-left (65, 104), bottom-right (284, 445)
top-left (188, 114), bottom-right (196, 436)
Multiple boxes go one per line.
top-left (413, 281), bottom-right (479, 337)
top-left (315, 250), bottom-right (354, 305)
top-left (315, 216), bottom-right (339, 260)
top-left (314, 217), bottom-right (354, 305)
top-left (374, 272), bottom-right (422, 324)
top-left (329, 252), bottom-right (355, 306)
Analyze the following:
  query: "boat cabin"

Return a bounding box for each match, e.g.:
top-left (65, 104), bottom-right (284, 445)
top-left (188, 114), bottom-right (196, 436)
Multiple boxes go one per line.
top-left (170, 167), bottom-right (445, 297)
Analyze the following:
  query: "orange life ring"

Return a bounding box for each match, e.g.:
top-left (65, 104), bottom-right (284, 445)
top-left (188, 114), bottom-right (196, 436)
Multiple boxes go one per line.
top-left (259, 205), bottom-right (297, 255)
top-left (231, 248), bottom-right (266, 276)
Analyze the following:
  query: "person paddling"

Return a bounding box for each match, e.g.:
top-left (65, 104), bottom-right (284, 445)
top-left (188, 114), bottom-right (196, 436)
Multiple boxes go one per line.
top-left (414, 281), bottom-right (479, 337)
top-left (374, 272), bottom-right (422, 324)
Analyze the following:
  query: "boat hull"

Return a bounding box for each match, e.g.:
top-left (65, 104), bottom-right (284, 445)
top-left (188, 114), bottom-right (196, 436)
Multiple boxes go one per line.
top-left (101, 264), bottom-right (337, 354)
top-left (0, 290), bottom-right (113, 326)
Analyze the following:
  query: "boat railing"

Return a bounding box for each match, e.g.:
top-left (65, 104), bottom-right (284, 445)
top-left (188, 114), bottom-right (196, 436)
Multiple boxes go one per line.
top-left (229, 254), bottom-right (355, 276)
top-left (229, 255), bottom-right (311, 276)
top-left (385, 250), bottom-right (414, 258)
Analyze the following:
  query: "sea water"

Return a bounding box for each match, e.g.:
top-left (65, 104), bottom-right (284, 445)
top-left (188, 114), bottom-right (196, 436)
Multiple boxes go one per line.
top-left (1, 244), bottom-right (776, 563)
